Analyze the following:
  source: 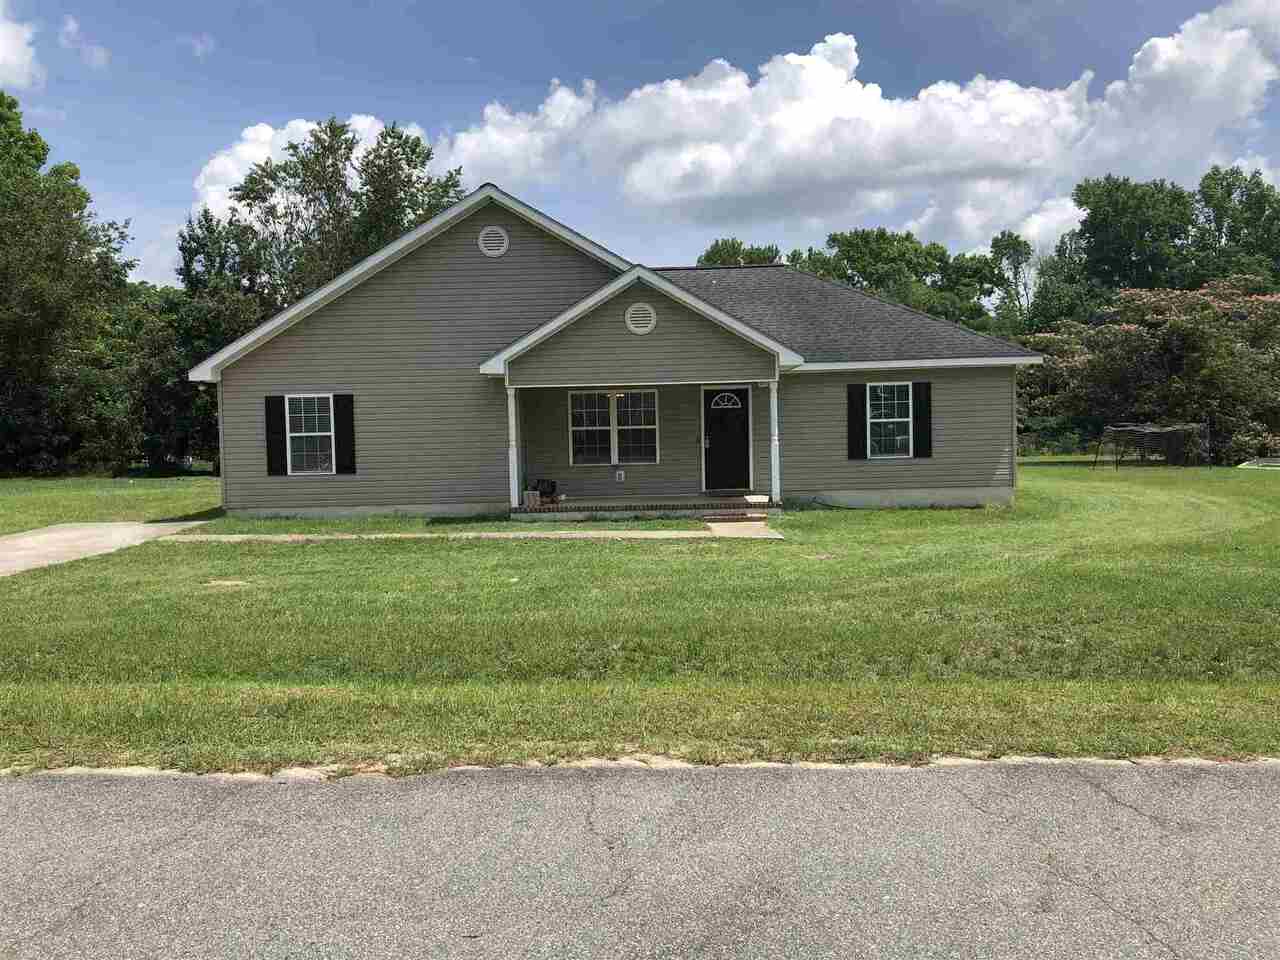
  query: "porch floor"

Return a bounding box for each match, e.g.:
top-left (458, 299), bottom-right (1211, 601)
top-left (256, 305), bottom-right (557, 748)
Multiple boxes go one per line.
top-left (510, 494), bottom-right (780, 520)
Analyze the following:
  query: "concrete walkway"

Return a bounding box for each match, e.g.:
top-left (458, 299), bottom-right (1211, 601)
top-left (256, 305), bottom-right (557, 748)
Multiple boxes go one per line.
top-left (164, 521), bottom-right (782, 544)
top-left (0, 522), bottom-right (206, 577)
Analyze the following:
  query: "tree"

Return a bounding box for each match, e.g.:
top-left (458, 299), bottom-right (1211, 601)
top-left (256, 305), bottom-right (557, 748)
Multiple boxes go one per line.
top-left (990, 230), bottom-right (1034, 331)
top-left (108, 283), bottom-right (260, 470)
top-left (177, 206), bottom-right (275, 311)
top-left (225, 117), bottom-right (465, 307)
top-left (1188, 165), bottom-right (1280, 286)
top-left (697, 237), bottom-right (781, 266)
top-left (1025, 231), bottom-right (1114, 332)
top-left (785, 245), bottom-right (840, 280)
top-left (790, 227), bottom-right (999, 327)
top-left (1072, 175), bottom-right (1197, 289)
top-left (1019, 276), bottom-right (1280, 461)
top-left (0, 93), bottom-right (134, 474)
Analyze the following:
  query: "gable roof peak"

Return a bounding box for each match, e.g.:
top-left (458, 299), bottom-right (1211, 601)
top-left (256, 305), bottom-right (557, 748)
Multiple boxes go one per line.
top-left (188, 182), bottom-right (632, 382)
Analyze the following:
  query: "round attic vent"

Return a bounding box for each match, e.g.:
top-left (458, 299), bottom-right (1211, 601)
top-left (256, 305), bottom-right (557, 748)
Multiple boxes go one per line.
top-left (624, 302), bottom-right (658, 335)
top-left (477, 225), bottom-right (509, 258)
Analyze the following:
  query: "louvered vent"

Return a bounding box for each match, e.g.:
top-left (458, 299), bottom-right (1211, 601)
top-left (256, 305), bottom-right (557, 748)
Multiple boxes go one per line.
top-left (624, 302), bottom-right (658, 335)
top-left (477, 225), bottom-right (509, 258)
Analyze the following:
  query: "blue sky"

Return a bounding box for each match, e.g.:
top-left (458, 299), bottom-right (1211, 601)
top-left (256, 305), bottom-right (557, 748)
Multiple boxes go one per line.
top-left (3, 0), bottom-right (1278, 284)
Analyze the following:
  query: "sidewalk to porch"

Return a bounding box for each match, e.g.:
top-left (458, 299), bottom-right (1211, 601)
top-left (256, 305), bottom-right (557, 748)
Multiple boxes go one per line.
top-left (510, 494), bottom-right (780, 521)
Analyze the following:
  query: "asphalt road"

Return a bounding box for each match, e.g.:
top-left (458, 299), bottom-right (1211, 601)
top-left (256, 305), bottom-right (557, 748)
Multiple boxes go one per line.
top-left (2, 761), bottom-right (1277, 959)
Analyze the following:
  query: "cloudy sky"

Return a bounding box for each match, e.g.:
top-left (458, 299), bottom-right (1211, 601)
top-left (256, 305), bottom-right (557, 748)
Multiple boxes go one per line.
top-left (3, 0), bottom-right (1279, 285)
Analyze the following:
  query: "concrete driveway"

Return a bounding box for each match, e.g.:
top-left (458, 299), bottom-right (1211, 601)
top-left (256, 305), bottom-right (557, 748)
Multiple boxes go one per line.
top-left (2, 761), bottom-right (1278, 958)
top-left (0, 522), bottom-right (204, 577)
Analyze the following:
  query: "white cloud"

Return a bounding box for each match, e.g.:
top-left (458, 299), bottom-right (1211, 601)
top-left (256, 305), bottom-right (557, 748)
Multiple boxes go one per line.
top-left (0, 0), bottom-right (43, 89)
top-left (179, 32), bottom-right (215, 60)
top-left (430, 0), bottom-right (1280, 250)
top-left (1015, 196), bottom-right (1085, 253)
top-left (58, 14), bottom-right (110, 69)
top-left (131, 223), bottom-right (184, 286)
top-left (163, 0), bottom-right (1280, 283)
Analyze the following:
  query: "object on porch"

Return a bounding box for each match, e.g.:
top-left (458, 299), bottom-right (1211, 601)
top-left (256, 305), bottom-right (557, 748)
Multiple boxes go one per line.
top-left (528, 478), bottom-right (562, 507)
top-left (1092, 423), bottom-right (1204, 469)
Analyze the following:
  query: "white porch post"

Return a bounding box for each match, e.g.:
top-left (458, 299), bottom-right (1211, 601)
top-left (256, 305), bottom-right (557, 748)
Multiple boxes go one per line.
top-left (768, 379), bottom-right (781, 503)
top-left (506, 386), bottom-right (520, 509)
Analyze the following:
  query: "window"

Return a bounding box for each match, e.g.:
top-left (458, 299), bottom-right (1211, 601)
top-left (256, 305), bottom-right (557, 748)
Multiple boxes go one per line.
top-left (569, 390), bottom-right (659, 465)
top-left (616, 390), bottom-right (658, 463)
top-left (867, 382), bottom-right (912, 459)
top-left (287, 394), bottom-right (335, 474)
top-left (570, 392), bottom-right (612, 465)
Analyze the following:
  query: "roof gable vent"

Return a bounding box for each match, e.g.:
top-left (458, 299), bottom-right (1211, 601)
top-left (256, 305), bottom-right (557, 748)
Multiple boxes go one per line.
top-left (477, 225), bottom-right (509, 258)
top-left (624, 302), bottom-right (658, 335)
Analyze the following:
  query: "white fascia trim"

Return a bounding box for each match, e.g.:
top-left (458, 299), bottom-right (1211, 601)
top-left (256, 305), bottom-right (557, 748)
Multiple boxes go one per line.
top-left (188, 183), bottom-right (633, 382)
top-left (480, 267), bottom-right (805, 376)
top-left (790, 355), bottom-right (1042, 373)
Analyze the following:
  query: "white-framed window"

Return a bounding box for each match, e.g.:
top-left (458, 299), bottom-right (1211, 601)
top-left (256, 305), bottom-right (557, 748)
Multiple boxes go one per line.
top-left (286, 394), bottom-right (336, 475)
top-left (569, 390), bottom-right (659, 466)
top-left (867, 382), bottom-right (913, 459)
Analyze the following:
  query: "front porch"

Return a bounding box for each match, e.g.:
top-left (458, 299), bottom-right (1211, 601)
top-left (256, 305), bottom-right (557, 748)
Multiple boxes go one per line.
top-left (510, 493), bottom-right (780, 521)
top-left (504, 381), bottom-right (783, 515)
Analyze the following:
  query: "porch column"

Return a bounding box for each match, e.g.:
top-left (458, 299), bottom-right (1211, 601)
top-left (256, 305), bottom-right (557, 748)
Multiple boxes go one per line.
top-left (768, 379), bottom-right (781, 503)
top-left (506, 386), bottom-right (520, 509)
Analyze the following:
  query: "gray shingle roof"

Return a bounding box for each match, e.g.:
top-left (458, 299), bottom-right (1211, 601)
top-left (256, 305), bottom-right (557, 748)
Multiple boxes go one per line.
top-left (655, 264), bottom-right (1039, 364)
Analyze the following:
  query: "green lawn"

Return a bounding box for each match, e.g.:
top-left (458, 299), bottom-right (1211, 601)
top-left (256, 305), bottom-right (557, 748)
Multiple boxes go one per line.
top-left (0, 475), bottom-right (221, 536)
top-left (1, 465), bottom-right (1278, 771)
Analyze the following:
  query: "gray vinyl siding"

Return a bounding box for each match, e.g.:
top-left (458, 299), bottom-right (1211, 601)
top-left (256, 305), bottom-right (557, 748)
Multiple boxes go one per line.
top-left (218, 203), bottom-right (617, 510)
top-left (520, 385), bottom-right (771, 497)
top-left (780, 367), bottom-right (1016, 493)
top-left (507, 284), bottom-right (776, 387)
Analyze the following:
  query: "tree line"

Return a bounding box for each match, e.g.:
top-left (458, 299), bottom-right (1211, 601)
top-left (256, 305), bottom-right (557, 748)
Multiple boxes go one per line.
top-left (4, 83), bottom-right (1278, 475)
top-left (699, 166), bottom-right (1280, 459)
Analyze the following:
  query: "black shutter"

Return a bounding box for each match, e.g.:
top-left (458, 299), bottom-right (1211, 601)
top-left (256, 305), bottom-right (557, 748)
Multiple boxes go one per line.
top-left (912, 382), bottom-right (932, 458)
top-left (334, 394), bottom-right (356, 474)
top-left (265, 396), bottom-right (286, 475)
top-left (848, 384), bottom-right (867, 460)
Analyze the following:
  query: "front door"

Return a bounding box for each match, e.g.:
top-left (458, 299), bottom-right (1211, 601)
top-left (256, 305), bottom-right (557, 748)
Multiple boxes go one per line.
top-left (703, 388), bottom-right (751, 490)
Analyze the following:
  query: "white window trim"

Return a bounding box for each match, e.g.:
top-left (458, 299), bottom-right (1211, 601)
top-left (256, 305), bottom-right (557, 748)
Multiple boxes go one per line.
top-left (866, 382), bottom-right (913, 460)
top-left (567, 389), bottom-right (660, 467)
top-left (285, 393), bottom-right (337, 476)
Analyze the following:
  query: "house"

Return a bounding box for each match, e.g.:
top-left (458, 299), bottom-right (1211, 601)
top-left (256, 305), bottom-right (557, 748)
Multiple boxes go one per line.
top-left (188, 184), bottom-right (1042, 517)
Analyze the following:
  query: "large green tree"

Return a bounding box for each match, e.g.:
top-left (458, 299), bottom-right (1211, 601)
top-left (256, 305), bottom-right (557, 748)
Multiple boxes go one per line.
top-left (0, 93), bottom-right (134, 474)
top-left (212, 117), bottom-right (465, 308)
top-left (1071, 174), bottom-right (1197, 290)
top-left (1188, 165), bottom-right (1280, 285)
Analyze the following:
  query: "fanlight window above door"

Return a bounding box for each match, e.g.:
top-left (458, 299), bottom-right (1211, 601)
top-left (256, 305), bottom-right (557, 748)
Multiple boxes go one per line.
top-left (710, 392), bottom-right (743, 409)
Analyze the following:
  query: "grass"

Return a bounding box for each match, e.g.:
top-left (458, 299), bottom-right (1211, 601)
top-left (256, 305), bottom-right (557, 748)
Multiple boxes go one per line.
top-left (1, 465), bottom-right (1278, 771)
top-left (0, 475), bottom-right (703, 536)
top-left (0, 475), bottom-right (221, 535)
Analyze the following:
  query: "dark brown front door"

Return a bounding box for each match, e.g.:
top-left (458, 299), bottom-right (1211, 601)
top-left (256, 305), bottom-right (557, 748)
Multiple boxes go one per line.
top-left (703, 388), bottom-right (750, 490)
